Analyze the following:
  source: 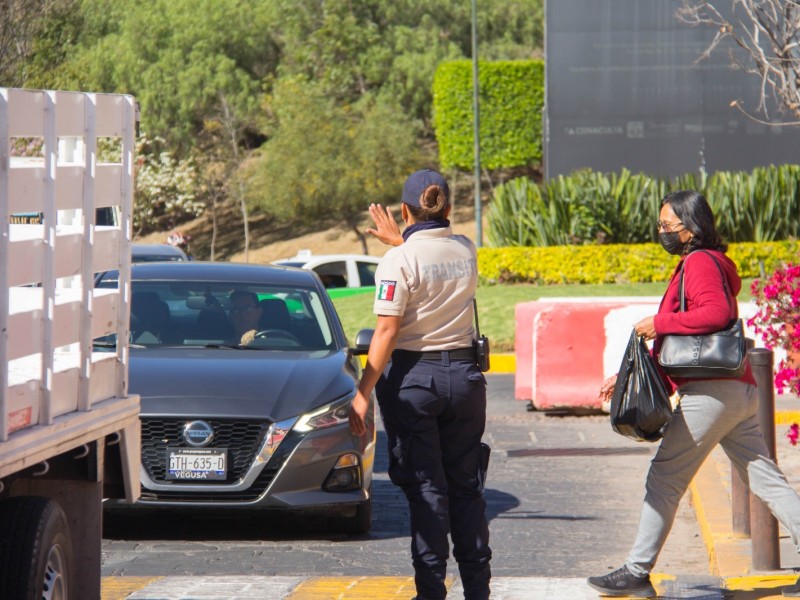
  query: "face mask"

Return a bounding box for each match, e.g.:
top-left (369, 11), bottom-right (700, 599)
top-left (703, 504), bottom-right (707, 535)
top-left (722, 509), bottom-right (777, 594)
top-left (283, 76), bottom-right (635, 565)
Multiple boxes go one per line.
top-left (658, 232), bottom-right (688, 255)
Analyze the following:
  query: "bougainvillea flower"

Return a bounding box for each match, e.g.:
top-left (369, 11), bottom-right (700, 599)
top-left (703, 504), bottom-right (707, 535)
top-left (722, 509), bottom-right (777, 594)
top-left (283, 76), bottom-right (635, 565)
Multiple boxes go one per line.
top-left (787, 423), bottom-right (800, 447)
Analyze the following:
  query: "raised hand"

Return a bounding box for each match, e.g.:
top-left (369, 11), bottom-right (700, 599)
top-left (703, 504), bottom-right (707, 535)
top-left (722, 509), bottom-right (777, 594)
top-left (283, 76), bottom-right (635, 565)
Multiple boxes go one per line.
top-left (366, 203), bottom-right (403, 247)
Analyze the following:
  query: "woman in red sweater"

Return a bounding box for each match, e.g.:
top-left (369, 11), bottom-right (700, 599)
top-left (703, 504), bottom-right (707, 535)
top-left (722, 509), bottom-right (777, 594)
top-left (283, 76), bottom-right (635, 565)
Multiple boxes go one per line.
top-left (588, 190), bottom-right (800, 598)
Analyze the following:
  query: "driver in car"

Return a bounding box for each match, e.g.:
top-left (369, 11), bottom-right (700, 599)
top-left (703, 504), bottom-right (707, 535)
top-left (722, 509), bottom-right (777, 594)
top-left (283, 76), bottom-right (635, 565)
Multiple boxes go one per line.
top-left (228, 290), bottom-right (262, 345)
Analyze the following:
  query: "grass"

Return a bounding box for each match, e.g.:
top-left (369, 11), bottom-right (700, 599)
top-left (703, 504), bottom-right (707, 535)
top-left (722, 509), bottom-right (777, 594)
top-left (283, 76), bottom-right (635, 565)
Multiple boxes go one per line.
top-left (331, 280), bottom-right (757, 353)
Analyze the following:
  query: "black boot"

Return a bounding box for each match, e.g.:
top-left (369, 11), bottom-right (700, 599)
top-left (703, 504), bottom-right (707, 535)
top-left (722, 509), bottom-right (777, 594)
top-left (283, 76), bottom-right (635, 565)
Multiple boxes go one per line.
top-left (586, 565), bottom-right (656, 597)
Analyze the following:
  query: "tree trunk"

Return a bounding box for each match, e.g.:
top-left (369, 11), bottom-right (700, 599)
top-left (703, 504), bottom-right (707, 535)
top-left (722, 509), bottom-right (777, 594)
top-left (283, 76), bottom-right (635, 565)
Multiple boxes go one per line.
top-left (210, 194), bottom-right (218, 261)
top-left (354, 224), bottom-right (369, 255)
top-left (238, 178), bottom-right (249, 262)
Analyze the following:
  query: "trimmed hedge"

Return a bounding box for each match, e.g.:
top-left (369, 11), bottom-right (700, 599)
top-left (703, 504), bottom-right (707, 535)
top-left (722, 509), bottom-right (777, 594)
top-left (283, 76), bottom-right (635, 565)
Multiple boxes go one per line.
top-left (477, 241), bottom-right (800, 285)
top-left (433, 59), bottom-right (544, 170)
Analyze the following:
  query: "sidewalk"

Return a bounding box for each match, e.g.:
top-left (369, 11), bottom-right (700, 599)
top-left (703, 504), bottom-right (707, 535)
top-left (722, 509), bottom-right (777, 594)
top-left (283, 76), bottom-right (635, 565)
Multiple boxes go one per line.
top-left (489, 357), bottom-right (800, 597)
top-left (684, 393), bottom-right (800, 599)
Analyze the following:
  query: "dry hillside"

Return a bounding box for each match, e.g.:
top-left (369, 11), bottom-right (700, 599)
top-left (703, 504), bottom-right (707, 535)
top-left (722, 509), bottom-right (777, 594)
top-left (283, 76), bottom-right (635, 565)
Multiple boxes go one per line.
top-left (135, 198), bottom-right (489, 264)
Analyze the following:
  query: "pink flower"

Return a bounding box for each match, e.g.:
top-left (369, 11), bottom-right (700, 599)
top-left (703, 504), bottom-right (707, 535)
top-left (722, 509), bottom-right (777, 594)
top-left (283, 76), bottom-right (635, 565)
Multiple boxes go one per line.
top-left (788, 423), bottom-right (800, 446)
top-left (751, 261), bottom-right (800, 409)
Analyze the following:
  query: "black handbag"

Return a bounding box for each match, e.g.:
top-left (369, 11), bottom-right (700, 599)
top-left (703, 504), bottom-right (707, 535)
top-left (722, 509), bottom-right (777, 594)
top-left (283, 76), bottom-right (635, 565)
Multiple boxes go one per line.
top-left (657, 251), bottom-right (747, 379)
top-left (610, 329), bottom-right (673, 442)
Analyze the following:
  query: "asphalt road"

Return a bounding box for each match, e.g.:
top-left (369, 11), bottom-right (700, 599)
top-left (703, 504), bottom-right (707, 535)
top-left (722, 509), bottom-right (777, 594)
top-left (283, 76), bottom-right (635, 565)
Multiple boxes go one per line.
top-left (101, 374), bottom-right (708, 580)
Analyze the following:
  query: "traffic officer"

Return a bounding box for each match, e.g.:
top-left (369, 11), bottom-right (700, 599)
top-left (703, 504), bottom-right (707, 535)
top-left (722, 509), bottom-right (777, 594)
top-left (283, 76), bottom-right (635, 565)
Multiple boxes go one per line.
top-left (349, 169), bottom-right (491, 600)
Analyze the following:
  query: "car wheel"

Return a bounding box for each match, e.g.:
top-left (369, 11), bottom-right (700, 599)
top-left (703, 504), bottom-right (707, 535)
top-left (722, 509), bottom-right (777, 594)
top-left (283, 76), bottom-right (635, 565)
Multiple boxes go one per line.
top-left (0, 496), bottom-right (73, 600)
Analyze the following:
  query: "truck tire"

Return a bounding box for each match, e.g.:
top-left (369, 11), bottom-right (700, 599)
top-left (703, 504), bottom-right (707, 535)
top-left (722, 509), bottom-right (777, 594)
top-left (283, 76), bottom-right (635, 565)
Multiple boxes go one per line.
top-left (0, 496), bottom-right (73, 600)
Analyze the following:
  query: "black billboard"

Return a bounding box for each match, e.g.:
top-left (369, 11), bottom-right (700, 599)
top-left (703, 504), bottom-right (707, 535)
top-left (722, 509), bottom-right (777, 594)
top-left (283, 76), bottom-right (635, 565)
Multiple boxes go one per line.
top-left (544, 0), bottom-right (799, 180)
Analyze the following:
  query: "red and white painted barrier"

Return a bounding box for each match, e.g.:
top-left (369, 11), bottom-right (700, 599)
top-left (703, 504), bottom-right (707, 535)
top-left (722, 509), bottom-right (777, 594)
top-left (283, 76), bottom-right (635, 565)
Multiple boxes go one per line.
top-left (515, 298), bottom-right (765, 411)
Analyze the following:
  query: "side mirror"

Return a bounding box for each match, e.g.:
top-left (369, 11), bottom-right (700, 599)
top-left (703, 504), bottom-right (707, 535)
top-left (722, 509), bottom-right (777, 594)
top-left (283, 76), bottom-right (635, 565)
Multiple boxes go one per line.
top-left (353, 329), bottom-right (374, 355)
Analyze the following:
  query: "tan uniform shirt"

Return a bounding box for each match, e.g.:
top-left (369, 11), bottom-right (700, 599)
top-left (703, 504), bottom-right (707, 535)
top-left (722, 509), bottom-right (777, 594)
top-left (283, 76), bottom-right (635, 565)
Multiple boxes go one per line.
top-left (373, 227), bottom-right (478, 351)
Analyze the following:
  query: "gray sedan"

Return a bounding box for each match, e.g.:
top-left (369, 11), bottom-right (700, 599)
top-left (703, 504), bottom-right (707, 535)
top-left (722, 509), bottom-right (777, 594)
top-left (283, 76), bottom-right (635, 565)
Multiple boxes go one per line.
top-left (99, 262), bottom-right (376, 533)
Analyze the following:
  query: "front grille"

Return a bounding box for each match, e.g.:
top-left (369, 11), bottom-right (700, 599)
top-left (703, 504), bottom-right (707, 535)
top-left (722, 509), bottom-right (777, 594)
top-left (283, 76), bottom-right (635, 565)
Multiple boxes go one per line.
top-left (139, 466), bottom-right (279, 502)
top-left (141, 418), bottom-right (269, 483)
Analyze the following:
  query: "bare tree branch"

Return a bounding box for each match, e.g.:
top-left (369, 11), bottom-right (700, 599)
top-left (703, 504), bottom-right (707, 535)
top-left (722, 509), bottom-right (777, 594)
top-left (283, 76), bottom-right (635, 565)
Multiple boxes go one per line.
top-left (677, 0), bottom-right (800, 123)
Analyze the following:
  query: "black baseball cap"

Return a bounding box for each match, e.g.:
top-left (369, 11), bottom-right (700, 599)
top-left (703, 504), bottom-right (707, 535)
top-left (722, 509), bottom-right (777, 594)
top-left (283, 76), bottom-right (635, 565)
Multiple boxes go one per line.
top-left (401, 169), bottom-right (450, 208)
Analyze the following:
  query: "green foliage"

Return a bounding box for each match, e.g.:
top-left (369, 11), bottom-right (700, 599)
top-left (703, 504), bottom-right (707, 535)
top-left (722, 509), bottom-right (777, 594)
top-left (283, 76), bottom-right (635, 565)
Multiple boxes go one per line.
top-left (477, 241), bottom-right (800, 285)
top-left (488, 165), bottom-right (800, 247)
top-left (704, 166), bottom-right (800, 242)
top-left (28, 0), bottom-right (278, 153)
top-left (487, 177), bottom-right (573, 246)
top-left (433, 60), bottom-right (544, 170)
top-left (267, 0), bottom-right (544, 127)
top-left (243, 79), bottom-right (418, 233)
top-left (134, 136), bottom-right (202, 234)
top-left (488, 169), bottom-right (667, 246)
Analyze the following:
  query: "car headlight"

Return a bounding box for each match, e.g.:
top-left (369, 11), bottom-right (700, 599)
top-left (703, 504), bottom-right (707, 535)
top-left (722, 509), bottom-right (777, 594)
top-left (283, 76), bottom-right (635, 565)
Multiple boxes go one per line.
top-left (293, 396), bottom-right (353, 433)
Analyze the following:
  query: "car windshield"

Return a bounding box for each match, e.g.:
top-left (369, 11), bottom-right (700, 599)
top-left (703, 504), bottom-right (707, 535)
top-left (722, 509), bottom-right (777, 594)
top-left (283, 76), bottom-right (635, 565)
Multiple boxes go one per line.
top-left (96, 278), bottom-right (335, 351)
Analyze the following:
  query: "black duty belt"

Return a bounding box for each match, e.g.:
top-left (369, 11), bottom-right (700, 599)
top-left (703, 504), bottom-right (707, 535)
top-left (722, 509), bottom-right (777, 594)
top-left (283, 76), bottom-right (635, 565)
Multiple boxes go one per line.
top-left (394, 347), bottom-right (476, 362)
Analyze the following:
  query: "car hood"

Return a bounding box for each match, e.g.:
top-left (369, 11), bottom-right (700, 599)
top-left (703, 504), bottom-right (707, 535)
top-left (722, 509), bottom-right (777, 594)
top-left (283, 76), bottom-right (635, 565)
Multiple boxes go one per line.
top-left (129, 347), bottom-right (358, 421)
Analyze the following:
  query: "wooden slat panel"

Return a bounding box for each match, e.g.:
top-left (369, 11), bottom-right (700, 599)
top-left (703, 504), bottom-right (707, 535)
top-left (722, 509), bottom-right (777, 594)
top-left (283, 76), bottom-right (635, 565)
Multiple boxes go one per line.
top-left (95, 94), bottom-right (126, 137)
top-left (92, 290), bottom-right (119, 339)
top-left (95, 164), bottom-right (122, 208)
top-left (6, 310), bottom-right (41, 361)
top-left (7, 233), bottom-right (42, 287)
top-left (6, 89), bottom-right (44, 137)
top-left (54, 165), bottom-right (84, 210)
top-left (88, 355), bottom-right (118, 407)
top-left (93, 228), bottom-right (122, 273)
top-left (7, 165), bottom-right (44, 215)
top-left (53, 231), bottom-right (83, 280)
top-left (54, 91), bottom-right (85, 136)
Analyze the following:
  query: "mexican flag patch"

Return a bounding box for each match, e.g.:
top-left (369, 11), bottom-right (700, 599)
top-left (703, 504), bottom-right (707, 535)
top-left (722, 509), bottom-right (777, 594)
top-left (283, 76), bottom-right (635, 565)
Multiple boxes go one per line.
top-left (378, 280), bottom-right (397, 301)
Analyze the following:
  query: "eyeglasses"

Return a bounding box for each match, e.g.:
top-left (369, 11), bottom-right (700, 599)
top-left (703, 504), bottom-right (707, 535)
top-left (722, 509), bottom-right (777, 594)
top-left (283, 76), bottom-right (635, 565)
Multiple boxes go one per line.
top-left (657, 220), bottom-right (685, 233)
top-left (229, 305), bottom-right (256, 315)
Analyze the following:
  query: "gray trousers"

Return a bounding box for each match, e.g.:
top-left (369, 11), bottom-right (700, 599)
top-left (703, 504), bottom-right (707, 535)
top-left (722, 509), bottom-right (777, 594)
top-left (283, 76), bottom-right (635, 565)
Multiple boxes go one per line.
top-left (626, 379), bottom-right (800, 576)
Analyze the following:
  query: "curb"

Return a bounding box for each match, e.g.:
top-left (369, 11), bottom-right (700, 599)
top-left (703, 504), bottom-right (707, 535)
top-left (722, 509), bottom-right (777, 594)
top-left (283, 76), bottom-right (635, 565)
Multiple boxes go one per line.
top-left (689, 440), bottom-right (800, 597)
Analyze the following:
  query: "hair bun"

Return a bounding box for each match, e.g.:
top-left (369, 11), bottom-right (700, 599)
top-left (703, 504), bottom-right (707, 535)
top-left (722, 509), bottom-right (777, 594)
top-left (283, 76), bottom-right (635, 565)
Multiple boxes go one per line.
top-left (421, 184), bottom-right (445, 209)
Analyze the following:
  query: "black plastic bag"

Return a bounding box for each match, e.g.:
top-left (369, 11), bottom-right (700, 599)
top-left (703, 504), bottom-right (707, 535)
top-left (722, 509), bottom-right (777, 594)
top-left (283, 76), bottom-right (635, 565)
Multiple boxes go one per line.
top-left (609, 329), bottom-right (673, 442)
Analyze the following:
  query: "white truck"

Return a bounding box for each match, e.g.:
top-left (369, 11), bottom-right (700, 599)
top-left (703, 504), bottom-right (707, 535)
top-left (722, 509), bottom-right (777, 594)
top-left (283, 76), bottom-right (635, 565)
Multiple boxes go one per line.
top-left (0, 88), bottom-right (140, 600)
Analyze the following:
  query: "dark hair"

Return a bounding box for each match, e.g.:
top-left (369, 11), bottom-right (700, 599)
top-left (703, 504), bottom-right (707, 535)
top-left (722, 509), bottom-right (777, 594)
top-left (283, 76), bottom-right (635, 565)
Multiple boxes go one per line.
top-left (229, 290), bottom-right (259, 307)
top-left (406, 184), bottom-right (449, 221)
top-left (661, 190), bottom-right (727, 253)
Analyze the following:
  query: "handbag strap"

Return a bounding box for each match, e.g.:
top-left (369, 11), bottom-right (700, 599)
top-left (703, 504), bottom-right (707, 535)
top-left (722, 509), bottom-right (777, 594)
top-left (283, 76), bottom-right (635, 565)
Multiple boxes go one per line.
top-left (677, 250), bottom-right (734, 314)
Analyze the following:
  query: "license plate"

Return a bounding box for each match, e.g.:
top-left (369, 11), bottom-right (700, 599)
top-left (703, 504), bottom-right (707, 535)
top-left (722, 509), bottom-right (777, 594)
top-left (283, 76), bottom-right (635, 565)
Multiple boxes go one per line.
top-left (166, 447), bottom-right (227, 481)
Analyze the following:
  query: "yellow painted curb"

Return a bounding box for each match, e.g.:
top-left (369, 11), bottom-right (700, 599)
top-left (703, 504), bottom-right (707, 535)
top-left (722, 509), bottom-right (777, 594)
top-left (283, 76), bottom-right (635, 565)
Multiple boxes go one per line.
top-left (688, 456), bottom-right (752, 578)
top-left (775, 411), bottom-right (800, 426)
top-left (101, 576), bottom-right (164, 600)
top-left (286, 576), bottom-right (454, 599)
top-left (487, 353), bottom-right (515, 374)
top-left (724, 574), bottom-right (798, 598)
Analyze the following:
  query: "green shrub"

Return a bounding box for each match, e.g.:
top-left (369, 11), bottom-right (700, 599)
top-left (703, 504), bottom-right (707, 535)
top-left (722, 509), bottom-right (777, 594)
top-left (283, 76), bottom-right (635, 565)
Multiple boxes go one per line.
top-left (477, 241), bottom-right (800, 285)
top-left (487, 165), bottom-right (800, 247)
top-left (433, 59), bottom-right (543, 170)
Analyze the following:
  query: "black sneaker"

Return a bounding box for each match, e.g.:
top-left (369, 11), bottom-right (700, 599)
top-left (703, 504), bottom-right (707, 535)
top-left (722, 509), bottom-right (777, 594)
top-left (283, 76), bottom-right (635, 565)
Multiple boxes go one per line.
top-left (784, 576), bottom-right (800, 597)
top-left (586, 565), bottom-right (656, 597)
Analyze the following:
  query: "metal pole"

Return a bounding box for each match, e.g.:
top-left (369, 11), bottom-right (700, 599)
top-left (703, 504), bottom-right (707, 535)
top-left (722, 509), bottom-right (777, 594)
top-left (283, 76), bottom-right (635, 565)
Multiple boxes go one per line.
top-left (748, 347), bottom-right (780, 570)
top-left (471, 0), bottom-right (482, 247)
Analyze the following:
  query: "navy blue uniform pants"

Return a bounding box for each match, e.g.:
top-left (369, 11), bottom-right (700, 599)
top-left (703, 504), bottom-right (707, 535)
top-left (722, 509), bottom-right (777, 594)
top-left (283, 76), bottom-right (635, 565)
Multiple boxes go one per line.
top-left (377, 350), bottom-right (492, 600)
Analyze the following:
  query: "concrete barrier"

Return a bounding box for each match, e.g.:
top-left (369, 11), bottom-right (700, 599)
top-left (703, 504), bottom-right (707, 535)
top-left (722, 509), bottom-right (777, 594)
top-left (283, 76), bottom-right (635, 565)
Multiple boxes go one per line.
top-left (515, 298), bottom-right (767, 411)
